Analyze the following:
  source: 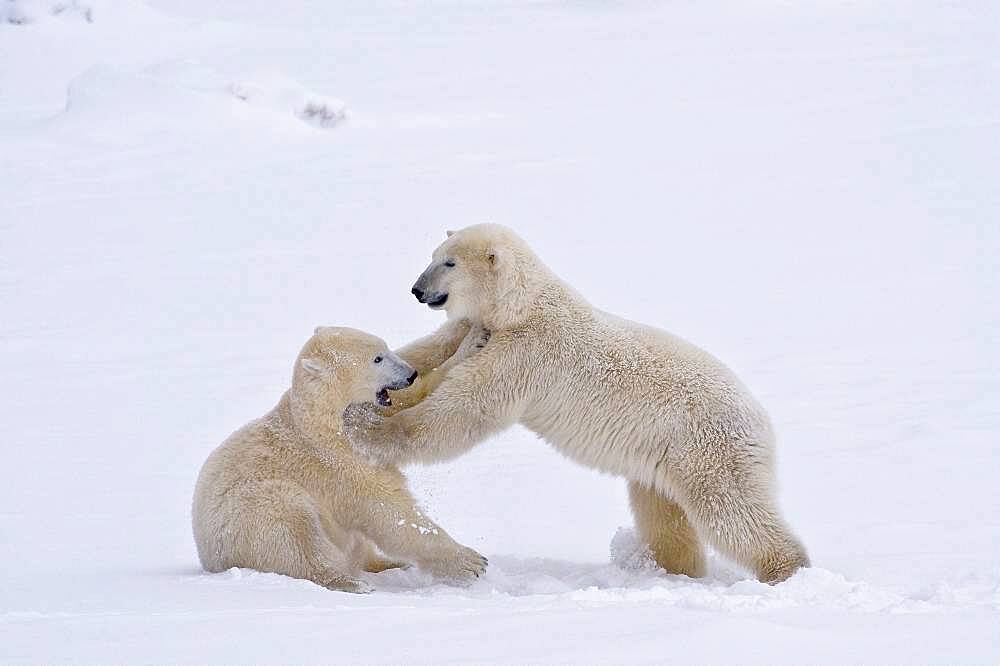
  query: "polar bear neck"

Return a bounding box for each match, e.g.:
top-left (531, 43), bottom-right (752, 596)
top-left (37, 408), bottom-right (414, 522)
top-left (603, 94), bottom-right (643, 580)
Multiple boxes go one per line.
top-left (483, 252), bottom-right (573, 330)
top-left (485, 265), bottom-right (587, 331)
top-left (279, 389), bottom-right (347, 448)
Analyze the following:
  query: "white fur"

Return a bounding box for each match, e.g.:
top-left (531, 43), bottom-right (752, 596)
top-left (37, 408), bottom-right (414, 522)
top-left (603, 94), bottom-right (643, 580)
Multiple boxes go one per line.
top-left (192, 325), bottom-right (488, 592)
top-left (345, 225), bottom-right (810, 583)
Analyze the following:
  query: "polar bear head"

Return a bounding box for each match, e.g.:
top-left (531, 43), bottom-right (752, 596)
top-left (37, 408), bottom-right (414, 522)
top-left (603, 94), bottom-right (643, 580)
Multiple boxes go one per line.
top-left (293, 327), bottom-right (416, 413)
top-left (410, 224), bottom-right (545, 329)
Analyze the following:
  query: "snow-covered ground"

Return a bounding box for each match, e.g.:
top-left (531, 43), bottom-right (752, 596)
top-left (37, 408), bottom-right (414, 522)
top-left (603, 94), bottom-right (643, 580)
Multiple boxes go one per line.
top-left (2, 1), bottom-right (998, 663)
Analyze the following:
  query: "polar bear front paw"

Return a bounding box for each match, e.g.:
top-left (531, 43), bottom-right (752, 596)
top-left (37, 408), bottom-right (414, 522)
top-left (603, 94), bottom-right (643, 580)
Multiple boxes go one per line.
top-left (457, 324), bottom-right (491, 357)
top-left (423, 546), bottom-right (489, 585)
top-left (470, 325), bottom-right (491, 350)
top-left (319, 574), bottom-right (374, 594)
top-left (476, 326), bottom-right (493, 349)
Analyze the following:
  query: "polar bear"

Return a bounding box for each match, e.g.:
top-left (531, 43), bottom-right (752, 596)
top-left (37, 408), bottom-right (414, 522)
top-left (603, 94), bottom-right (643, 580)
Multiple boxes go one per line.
top-left (192, 325), bottom-right (488, 592)
top-left (345, 224), bottom-right (810, 584)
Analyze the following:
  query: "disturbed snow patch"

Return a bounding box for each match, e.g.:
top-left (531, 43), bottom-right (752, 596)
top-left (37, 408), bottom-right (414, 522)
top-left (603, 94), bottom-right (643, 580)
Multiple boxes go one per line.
top-left (195, 557), bottom-right (997, 616)
top-left (230, 77), bottom-right (347, 129)
top-left (2, 0), bottom-right (159, 25)
top-left (609, 525), bottom-right (659, 572)
top-left (357, 529), bottom-right (999, 614)
top-left (3, 0), bottom-right (92, 24)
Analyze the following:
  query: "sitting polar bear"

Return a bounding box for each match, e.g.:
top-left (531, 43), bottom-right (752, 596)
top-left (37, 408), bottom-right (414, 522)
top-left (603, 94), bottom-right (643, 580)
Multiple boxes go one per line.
top-left (192, 325), bottom-right (488, 592)
top-left (346, 224), bottom-right (810, 584)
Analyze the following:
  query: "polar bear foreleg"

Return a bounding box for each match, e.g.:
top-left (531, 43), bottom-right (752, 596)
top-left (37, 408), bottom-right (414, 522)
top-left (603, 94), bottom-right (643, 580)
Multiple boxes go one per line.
top-left (394, 318), bottom-right (471, 374)
top-left (386, 322), bottom-right (488, 413)
top-left (361, 492), bottom-right (488, 583)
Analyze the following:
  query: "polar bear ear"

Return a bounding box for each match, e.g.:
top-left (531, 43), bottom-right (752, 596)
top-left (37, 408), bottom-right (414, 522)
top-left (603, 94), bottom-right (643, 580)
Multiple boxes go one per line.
top-left (446, 229), bottom-right (455, 237)
top-left (487, 245), bottom-right (531, 326)
top-left (314, 326), bottom-right (342, 337)
top-left (300, 358), bottom-right (328, 377)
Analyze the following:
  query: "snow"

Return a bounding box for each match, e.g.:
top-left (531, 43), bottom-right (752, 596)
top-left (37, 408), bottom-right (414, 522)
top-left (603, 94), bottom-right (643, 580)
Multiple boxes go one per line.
top-left (2, 0), bottom-right (998, 663)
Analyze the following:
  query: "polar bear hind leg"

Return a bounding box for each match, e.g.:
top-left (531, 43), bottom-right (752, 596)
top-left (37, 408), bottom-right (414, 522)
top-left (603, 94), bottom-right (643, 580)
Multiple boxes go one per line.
top-left (232, 480), bottom-right (371, 593)
top-left (628, 481), bottom-right (706, 578)
top-left (691, 496), bottom-right (808, 584)
top-left (668, 446), bottom-right (810, 584)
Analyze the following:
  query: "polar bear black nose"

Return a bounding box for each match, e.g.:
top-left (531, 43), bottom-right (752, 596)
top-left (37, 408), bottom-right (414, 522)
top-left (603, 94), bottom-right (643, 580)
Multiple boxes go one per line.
top-left (411, 287), bottom-right (425, 301)
top-left (407, 371), bottom-right (417, 386)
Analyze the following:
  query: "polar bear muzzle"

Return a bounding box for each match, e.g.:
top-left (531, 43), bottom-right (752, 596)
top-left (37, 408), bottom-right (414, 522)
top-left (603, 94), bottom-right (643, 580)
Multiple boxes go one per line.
top-left (411, 285), bottom-right (448, 309)
top-left (375, 354), bottom-right (418, 406)
top-left (411, 264), bottom-right (450, 309)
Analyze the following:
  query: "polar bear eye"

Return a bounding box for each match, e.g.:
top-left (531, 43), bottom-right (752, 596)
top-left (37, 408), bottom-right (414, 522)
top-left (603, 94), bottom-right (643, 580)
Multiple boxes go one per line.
top-left (373, 356), bottom-right (383, 364)
top-left (444, 260), bottom-right (456, 268)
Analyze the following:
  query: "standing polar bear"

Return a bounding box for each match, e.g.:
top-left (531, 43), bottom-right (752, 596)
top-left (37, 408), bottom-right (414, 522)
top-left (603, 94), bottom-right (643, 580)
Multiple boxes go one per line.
top-left (346, 224), bottom-right (810, 583)
top-left (192, 325), bottom-right (488, 592)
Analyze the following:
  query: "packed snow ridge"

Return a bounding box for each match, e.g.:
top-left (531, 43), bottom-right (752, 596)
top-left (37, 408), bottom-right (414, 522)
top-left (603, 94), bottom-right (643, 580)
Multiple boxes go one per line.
top-left (56, 63), bottom-right (347, 131)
